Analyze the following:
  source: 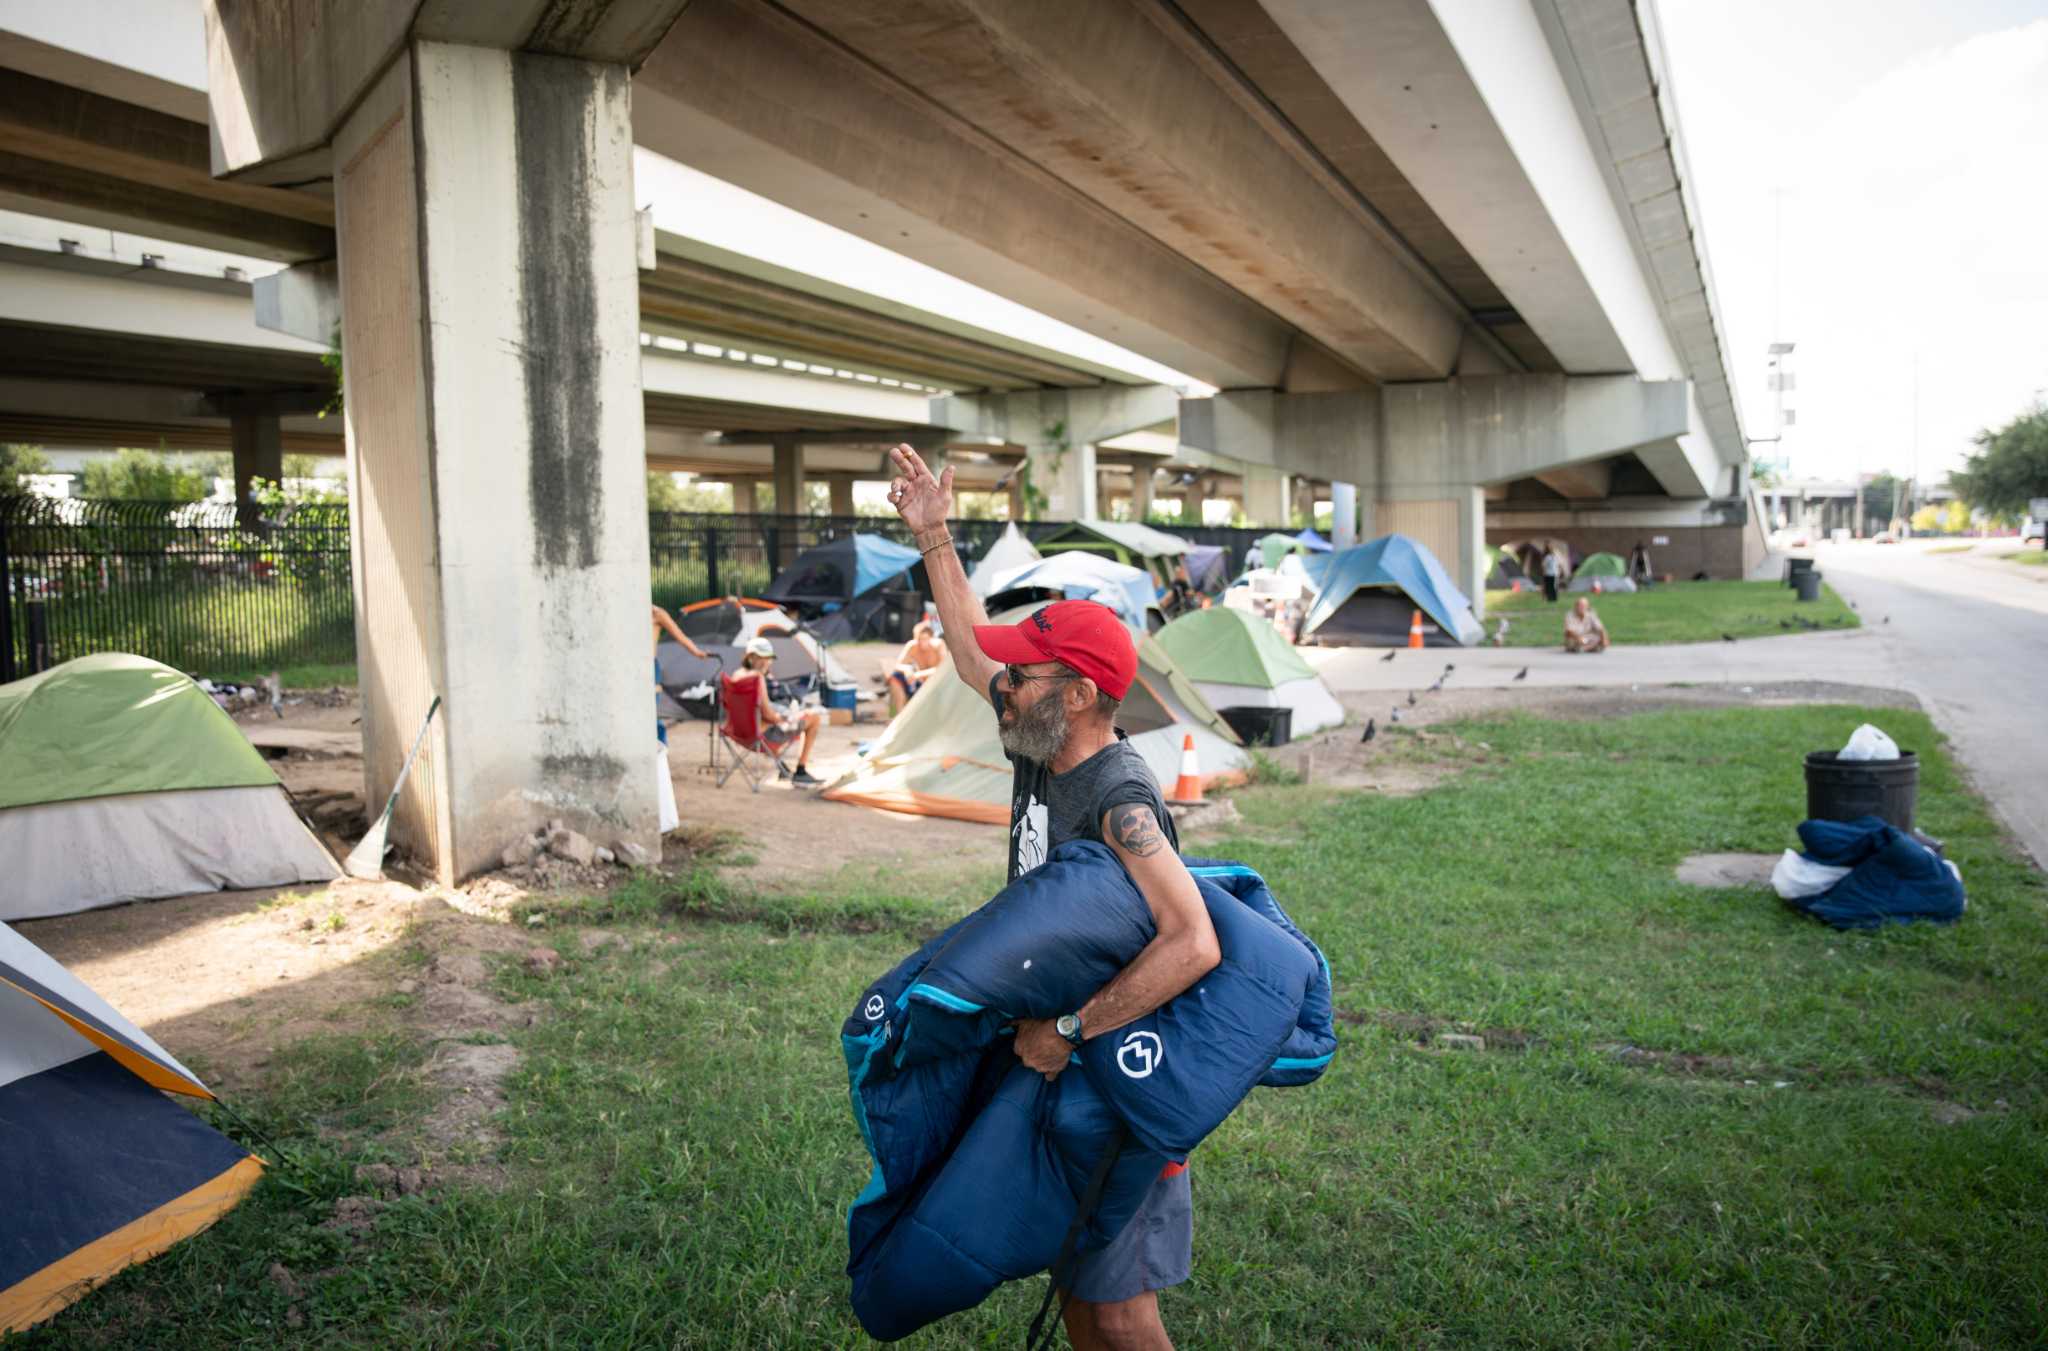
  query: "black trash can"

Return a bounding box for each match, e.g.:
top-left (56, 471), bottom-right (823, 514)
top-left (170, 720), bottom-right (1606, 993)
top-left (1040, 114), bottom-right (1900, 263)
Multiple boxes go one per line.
top-left (1793, 569), bottom-right (1823, 602)
top-left (1784, 557), bottom-right (1816, 588)
top-left (1219, 705), bottom-right (1292, 747)
top-left (1804, 750), bottom-right (1918, 830)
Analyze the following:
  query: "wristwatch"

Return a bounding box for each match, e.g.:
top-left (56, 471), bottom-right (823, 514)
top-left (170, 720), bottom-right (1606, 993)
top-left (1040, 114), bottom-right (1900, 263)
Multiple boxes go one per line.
top-left (1055, 1013), bottom-right (1084, 1048)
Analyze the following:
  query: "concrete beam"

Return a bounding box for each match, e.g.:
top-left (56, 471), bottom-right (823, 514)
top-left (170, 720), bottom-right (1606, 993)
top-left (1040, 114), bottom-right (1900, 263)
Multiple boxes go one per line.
top-left (1533, 461), bottom-right (1613, 501)
top-left (635, 0), bottom-right (1294, 389)
top-left (749, 0), bottom-right (1461, 381)
top-left (204, 0), bottom-right (689, 178)
top-left (1378, 375), bottom-right (1690, 491)
top-left (253, 260), bottom-right (341, 345)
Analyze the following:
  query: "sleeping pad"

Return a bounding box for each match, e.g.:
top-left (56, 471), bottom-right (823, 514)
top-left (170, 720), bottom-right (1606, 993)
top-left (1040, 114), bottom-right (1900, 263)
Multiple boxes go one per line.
top-left (840, 841), bottom-right (1335, 1341)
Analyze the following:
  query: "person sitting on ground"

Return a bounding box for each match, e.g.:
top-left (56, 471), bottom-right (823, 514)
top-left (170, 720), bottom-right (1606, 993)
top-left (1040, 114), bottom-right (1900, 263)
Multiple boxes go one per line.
top-left (888, 621), bottom-right (946, 714)
top-left (741, 636), bottom-right (825, 785)
top-left (1563, 596), bottom-right (1609, 654)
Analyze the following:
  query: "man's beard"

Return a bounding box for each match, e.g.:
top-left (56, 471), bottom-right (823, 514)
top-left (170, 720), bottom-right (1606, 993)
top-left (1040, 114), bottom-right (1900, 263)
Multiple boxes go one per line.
top-left (999, 687), bottom-right (1069, 764)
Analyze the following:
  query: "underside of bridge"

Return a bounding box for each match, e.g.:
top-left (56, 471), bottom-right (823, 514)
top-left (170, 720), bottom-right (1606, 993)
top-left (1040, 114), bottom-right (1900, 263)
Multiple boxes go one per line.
top-left (0, 0), bottom-right (1750, 881)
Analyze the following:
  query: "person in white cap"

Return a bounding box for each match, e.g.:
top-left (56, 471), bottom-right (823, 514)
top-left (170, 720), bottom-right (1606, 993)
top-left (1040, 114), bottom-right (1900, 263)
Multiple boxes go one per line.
top-left (740, 636), bottom-right (825, 785)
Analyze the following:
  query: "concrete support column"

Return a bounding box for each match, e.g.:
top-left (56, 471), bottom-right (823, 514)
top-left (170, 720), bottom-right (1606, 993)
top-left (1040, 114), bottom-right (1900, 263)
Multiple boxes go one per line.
top-left (732, 478), bottom-right (759, 515)
top-left (1023, 439), bottom-right (1096, 520)
top-left (771, 438), bottom-right (807, 518)
top-left (1130, 463), bottom-right (1155, 521)
top-left (229, 411), bottom-right (282, 527)
top-left (828, 477), bottom-right (855, 518)
top-left (331, 44), bottom-right (656, 883)
top-left (1241, 465), bottom-right (1291, 528)
top-left (1330, 482), bottom-right (1358, 548)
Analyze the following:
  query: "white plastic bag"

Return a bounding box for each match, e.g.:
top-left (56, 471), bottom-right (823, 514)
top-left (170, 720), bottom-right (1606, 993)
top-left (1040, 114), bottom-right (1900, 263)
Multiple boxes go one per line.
top-left (1837, 723), bottom-right (1900, 761)
top-left (1771, 848), bottom-right (1852, 900)
top-left (655, 743), bottom-right (679, 834)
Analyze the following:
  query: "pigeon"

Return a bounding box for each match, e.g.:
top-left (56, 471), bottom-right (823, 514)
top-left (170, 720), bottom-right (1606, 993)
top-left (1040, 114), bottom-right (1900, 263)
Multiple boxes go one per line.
top-left (1361, 718), bottom-right (1376, 744)
top-left (1513, 666), bottom-right (1529, 681)
top-left (1721, 633), bottom-right (1736, 642)
top-left (1883, 615), bottom-right (1891, 624)
top-left (1389, 706), bottom-right (1403, 723)
top-left (1443, 663), bottom-right (1456, 673)
top-left (1849, 601), bottom-right (1858, 610)
top-left (1407, 691), bottom-right (1418, 707)
top-left (1426, 677), bottom-right (1445, 694)
top-left (1379, 650), bottom-right (1397, 663)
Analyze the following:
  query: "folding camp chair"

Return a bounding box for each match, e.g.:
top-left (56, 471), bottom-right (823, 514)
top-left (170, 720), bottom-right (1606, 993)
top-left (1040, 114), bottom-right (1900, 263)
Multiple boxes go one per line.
top-left (715, 670), bottom-right (794, 792)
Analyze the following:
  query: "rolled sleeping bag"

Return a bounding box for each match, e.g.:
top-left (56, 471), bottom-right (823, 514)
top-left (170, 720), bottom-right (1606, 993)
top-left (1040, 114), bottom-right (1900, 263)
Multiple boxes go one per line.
top-left (841, 841), bottom-right (1335, 1340)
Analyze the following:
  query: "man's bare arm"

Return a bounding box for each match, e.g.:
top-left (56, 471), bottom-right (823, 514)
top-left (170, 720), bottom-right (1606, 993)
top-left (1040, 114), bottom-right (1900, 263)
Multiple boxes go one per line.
top-left (652, 605), bottom-right (707, 659)
top-left (1079, 804), bottom-right (1220, 1038)
top-left (886, 444), bottom-right (999, 702)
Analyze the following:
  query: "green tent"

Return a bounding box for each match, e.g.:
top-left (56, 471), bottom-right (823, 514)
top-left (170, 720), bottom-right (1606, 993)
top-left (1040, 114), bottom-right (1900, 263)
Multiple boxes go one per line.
top-left (1254, 532), bottom-right (1307, 570)
top-left (1575, 552), bottom-right (1628, 578)
top-left (0, 654), bottom-right (278, 810)
top-left (1154, 607), bottom-right (1345, 739)
top-left (0, 654), bottom-right (336, 920)
top-left (1035, 519), bottom-right (1189, 586)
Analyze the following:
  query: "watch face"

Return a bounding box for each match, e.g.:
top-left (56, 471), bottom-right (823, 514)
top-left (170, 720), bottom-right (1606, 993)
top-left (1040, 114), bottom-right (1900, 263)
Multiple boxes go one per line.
top-left (1057, 1014), bottom-right (1081, 1043)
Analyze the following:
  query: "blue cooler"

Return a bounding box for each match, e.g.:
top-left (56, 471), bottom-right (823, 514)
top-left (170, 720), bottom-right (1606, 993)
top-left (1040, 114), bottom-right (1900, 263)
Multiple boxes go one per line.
top-left (823, 684), bottom-right (860, 711)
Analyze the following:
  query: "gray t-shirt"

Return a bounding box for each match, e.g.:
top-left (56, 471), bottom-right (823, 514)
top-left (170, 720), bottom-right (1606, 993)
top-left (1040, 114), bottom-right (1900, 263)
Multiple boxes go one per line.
top-left (994, 675), bottom-right (1179, 881)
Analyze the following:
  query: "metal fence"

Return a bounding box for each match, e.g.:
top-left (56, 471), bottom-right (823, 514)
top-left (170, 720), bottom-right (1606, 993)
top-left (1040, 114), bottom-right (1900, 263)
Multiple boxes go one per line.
top-left (5, 496), bottom-right (1277, 681)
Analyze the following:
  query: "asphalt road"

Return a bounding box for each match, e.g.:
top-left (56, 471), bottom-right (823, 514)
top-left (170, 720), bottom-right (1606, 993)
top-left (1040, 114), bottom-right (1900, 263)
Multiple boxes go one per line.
top-left (1307, 539), bottom-right (2048, 869)
top-left (1810, 540), bottom-right (2048, 868)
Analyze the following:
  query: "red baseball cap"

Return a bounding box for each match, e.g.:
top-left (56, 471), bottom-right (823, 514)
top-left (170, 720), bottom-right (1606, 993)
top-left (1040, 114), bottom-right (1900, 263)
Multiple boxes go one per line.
top-left (974, 600), bottom-right (1138, 700)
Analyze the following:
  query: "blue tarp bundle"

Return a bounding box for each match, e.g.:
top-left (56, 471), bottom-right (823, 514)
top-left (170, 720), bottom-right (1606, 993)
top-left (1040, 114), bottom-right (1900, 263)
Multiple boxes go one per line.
top-left (1784, 815), bottom-right (1966, 929)
top-left (840, 842), bottom-right (1335, 1341)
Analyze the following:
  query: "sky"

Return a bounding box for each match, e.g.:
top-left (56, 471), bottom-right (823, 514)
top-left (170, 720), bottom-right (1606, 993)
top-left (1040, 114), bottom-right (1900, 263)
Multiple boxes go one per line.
top-left (1654, 0), bottom-right (2048, 484)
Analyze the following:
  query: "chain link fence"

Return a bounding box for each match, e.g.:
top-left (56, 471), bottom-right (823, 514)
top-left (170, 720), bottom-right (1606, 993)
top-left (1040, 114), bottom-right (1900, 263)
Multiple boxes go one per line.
top-left (4, 496), bottom-right (1274, 681)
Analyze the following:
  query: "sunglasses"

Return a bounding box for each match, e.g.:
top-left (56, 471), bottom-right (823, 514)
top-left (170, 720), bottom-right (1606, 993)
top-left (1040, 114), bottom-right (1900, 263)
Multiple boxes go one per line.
top-left (1004, 664), bottom-right (1072, 688)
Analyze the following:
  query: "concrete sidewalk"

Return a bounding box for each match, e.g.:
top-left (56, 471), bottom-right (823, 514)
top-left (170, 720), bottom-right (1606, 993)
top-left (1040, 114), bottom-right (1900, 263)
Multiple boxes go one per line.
top-left (1303, 627), bottom-right (1886, 695)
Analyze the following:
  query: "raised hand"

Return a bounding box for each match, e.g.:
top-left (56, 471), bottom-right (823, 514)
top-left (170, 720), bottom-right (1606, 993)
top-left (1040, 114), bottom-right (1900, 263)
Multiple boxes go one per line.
top-left (885, 443), bottom-right (953, 537)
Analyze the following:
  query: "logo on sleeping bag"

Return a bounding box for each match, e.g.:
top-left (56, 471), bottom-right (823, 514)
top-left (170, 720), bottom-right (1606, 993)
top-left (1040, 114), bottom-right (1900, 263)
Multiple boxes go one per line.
top-left (1117, 1030), bottom-right (1163, 1079)
top-left (862, 994), bottom-right (885, 1021)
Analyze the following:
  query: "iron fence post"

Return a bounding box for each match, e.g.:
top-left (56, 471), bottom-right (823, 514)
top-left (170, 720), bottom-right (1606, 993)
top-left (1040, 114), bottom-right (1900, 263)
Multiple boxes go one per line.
top-left (703, 527), bottom-right (720, 600)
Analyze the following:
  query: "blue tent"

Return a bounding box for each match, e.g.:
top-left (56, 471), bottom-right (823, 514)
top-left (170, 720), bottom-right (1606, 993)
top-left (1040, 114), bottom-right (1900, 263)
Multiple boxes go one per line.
top-left (1301, 534), bottom-right (1482, 647)
top-left (763, 534), bottom-right (925, 641)
top-left (984, 551), bottom-right (1159, 630)
top-left (1293, 527), bottom-right (1333, 552)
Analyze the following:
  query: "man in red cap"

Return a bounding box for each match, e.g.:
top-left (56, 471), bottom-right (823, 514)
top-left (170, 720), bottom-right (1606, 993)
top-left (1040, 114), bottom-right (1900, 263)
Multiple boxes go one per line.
top-left (889, 443), bottom-right (1219, 1351)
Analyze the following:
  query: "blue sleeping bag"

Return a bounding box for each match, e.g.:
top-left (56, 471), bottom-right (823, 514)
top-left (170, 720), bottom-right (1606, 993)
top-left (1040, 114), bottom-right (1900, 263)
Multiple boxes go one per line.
top-left (840, 842), bottom-right (1335, 1341)
top-left (1786, 815), bottom-right (1966, 929)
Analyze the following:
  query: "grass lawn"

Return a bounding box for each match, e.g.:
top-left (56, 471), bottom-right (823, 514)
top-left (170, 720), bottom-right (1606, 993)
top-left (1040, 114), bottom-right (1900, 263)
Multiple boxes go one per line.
top-left (1925, 544), bottom-right (1975, 555)
top-left (2012, 549), bottom-right (2048, 567)
top-left (1490, 579), bottom-right (1859, 646)
top-left (28, 704), bottom-right (2048, 1347)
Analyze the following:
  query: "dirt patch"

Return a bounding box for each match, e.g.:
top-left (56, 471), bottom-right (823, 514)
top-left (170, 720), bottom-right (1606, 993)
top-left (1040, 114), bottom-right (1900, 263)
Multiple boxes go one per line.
top-left (1675, 853), bottom-right (1780, 888)
top-left (1338, 1007), bottom-right (1538, 1052)
top-left (419, 1041), bottom-right (523, 1160)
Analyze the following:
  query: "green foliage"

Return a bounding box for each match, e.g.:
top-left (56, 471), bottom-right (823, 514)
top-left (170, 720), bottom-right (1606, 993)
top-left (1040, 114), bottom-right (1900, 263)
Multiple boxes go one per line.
top-left (646, 472), bottom-right (729, 513)
top-left (252, 456), bottom-right (347, 508)
top-left (1951, 399), bottom-right (2048, 518)
top-left (32, 703), bottom-right (2048, 1347)
top-left (3, 442), bottom-right (52, 487)
top-left (1241, 749), bottom-right (1304, 786)
top-left (80, 447), bottom-right (226, 502)
top-left (1489, 579), bottom-right (1858, 646)
top-left (318, 322), bottom-right (344, 418)
top-left (1944, 499), bottom-right (1971, 533)
top-left (1910, 503), bottom-right (1944, 533)
top-left (1860, 472), bottom-right (1902, 526)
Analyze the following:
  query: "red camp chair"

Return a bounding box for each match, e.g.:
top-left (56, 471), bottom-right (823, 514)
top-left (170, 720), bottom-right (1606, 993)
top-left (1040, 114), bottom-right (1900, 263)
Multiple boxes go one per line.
top-left (715, 671), bottom-right (792, 792)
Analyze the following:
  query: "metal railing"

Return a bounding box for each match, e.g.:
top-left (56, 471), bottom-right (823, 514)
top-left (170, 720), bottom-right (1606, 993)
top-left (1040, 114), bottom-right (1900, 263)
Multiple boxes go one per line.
top-left (4, 497), bottom-right (1279, 680)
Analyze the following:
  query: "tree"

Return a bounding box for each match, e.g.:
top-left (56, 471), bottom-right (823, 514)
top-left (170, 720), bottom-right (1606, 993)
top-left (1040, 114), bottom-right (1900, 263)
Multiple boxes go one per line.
top-left (3, 443), bottom-right (51, 489)
top-left (1951, 400), bottom-right (2048, 519)
top-left (1943, 499), bottom-right (1971, 534)
top-left (81, 448), bottom-right (227, 501)
top-left (1910, 504), bottom-right (1944, 533)
top-left (1859, 473), bottom-right (1901, 529)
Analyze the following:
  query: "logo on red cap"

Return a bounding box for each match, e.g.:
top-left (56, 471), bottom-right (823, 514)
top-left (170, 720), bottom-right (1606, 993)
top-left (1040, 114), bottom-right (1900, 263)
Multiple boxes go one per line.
top-left (972, 600), bottom-right (1138, 700)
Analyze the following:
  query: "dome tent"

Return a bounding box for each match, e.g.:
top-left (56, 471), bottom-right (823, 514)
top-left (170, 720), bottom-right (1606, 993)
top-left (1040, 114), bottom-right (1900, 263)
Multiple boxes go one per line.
top-left (986, 551), bottom-right (1161, 632)
top-left (822, 607), bottom-right (1246, 825)
top-left (1154, 608), bottom-right (1344, 740)
top-left (762, 533), bottom-right (924, 641)
top-left (1575, 551), bottom-right (1628, 578)
top-left (1033, 519), bottom-right (1188, 587)
top-left (0, 920), bottom-right (263, 1332)
top-left (968, 522), bottom-right (1042, 596)
top-left (0, 654), bottom-right (339, 921)
top-left (1300, 534), bottom-right (1483, 647)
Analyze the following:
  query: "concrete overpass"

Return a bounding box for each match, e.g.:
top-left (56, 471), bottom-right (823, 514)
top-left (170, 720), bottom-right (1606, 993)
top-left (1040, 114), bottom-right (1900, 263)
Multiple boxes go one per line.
top-left (0, 0), bottom-right (1750, 883)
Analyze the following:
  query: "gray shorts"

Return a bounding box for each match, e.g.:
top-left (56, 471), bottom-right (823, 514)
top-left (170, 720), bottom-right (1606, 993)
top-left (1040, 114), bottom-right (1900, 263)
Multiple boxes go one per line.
top-left (1069, 1167), bottom-right (1192, 1304)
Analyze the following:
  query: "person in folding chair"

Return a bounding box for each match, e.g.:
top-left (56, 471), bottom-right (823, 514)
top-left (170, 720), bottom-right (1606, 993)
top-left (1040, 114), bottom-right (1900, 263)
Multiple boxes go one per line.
top-left (720, 636), bottom-right (825, 788)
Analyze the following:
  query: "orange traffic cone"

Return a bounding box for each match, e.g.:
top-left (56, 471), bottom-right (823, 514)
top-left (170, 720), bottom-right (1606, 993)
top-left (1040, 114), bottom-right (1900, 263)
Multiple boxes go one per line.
top-left (1406, 610), bottom-right (1425, 649)
top-left (1169, 733), bottom-right (1204, 804)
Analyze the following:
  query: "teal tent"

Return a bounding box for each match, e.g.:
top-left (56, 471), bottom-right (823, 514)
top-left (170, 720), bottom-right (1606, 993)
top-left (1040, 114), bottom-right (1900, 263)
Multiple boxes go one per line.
top-left (1300, 535), bottom-right (1483, 647)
